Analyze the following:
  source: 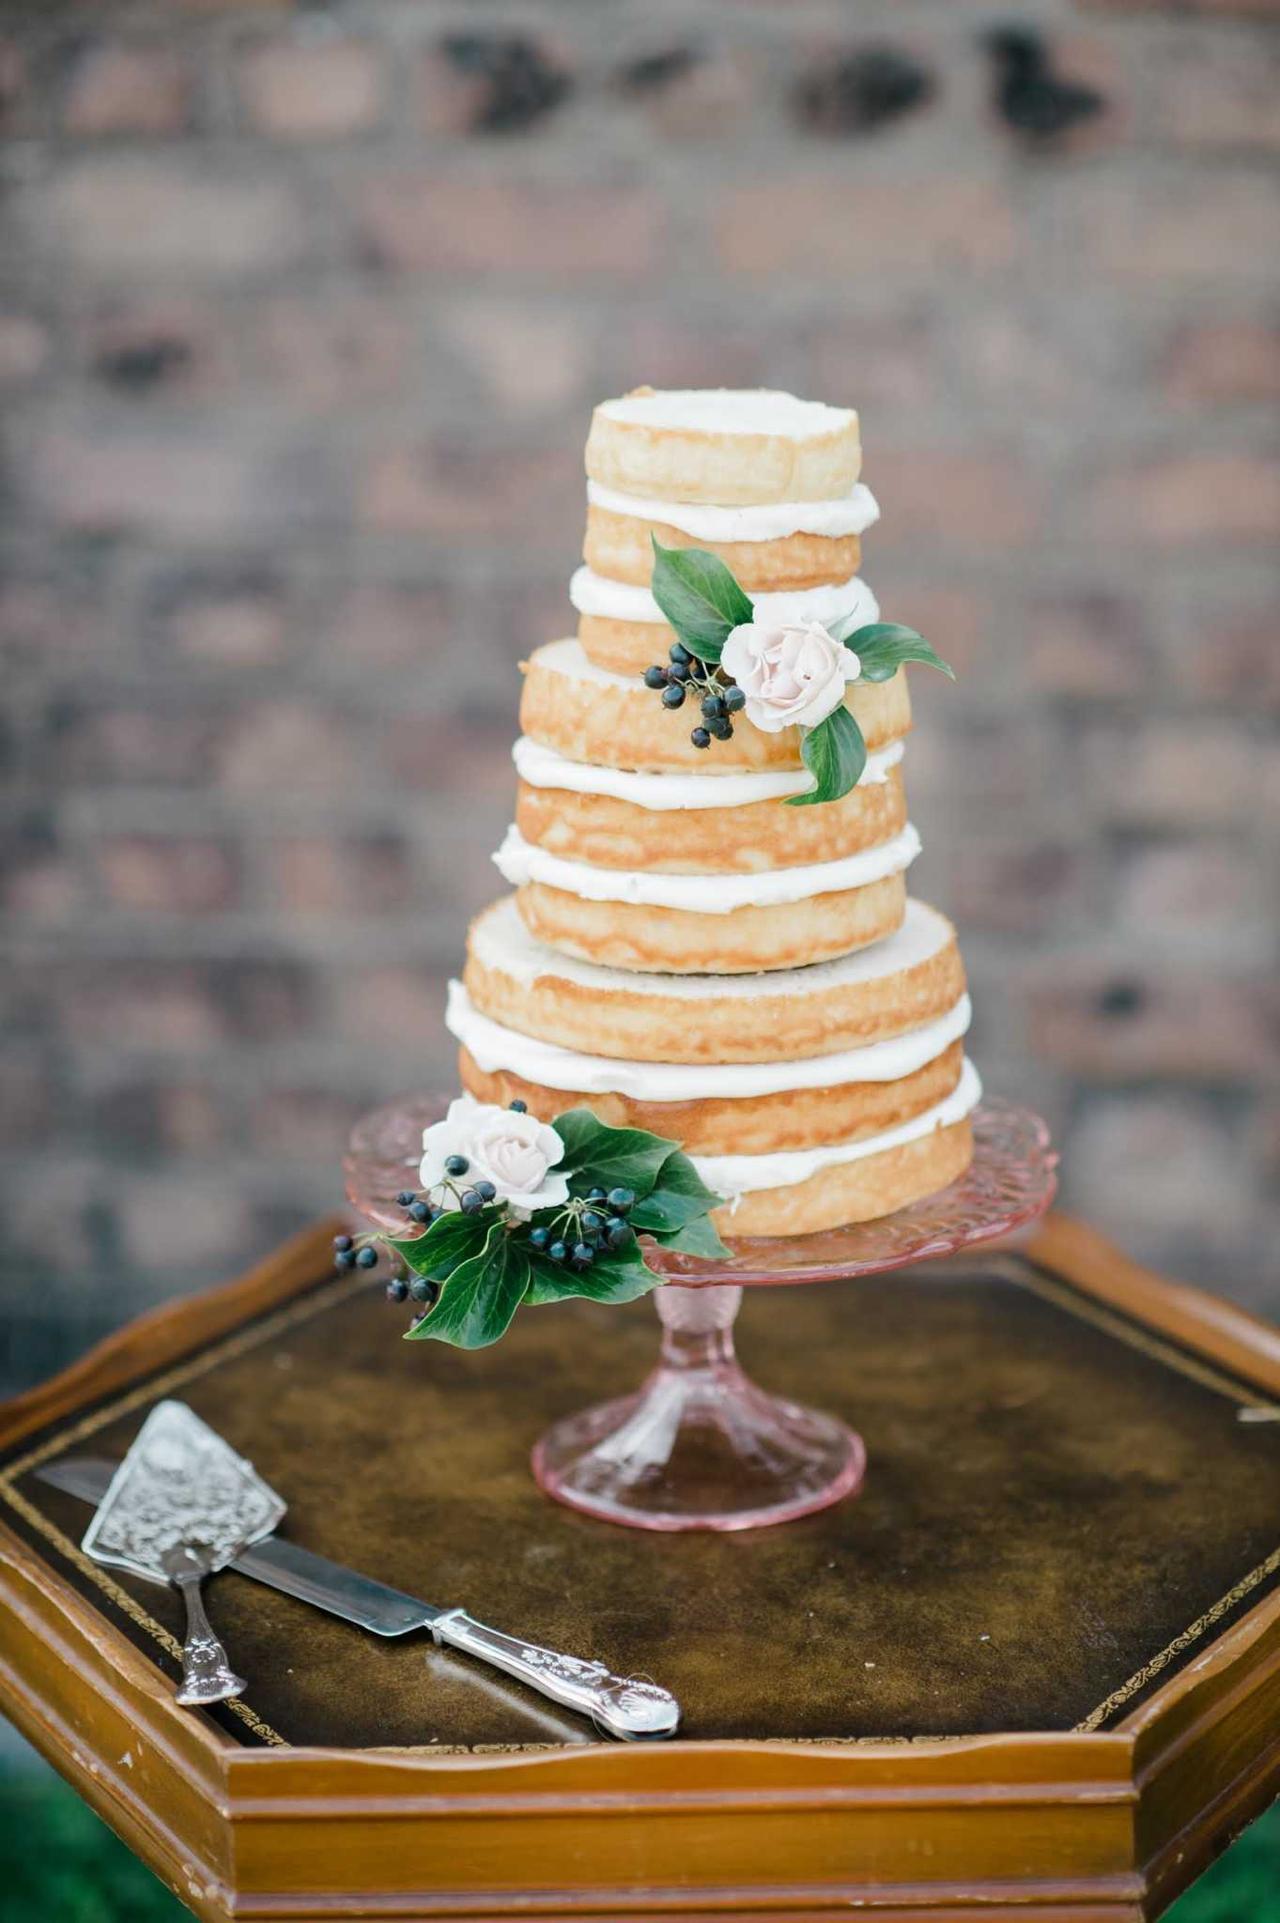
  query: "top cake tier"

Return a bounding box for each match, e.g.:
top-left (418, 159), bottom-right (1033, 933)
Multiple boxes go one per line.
top-left (585, 387), bottom-right (862, 505)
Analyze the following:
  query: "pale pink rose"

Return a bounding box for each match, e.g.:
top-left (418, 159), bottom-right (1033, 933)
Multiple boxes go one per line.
top-left (421, 1098), bottom-right (569, 1219)
top-left (720, 616), bottom-right (861, 735)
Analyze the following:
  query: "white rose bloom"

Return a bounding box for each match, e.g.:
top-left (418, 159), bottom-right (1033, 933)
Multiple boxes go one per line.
top-left (420, 1098), bottom-right (569, 1220)
top-left (720, 616), bottom-right (861, 735)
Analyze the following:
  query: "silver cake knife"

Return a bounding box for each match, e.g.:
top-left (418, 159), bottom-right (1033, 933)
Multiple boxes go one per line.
top-left (36, 1456), bottom-right (680, 1742)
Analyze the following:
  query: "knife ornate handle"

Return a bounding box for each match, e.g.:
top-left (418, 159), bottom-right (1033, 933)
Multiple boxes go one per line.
top-left (429, 1610), bottom-right (680, 1741)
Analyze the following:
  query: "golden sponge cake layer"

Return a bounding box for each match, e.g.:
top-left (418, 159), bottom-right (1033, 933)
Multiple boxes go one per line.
top-left (521, 639), bottom-right (910, 773)
top-left (464, 895), bottom-right (965, 1065)
top-left (582, 479), bottom-right (878, 592)
top-left (448, 971), bottom-right (970, 1108)
top-left (457, 1038), bottom-right (966, 1158)
top-left (576, 612), bottom-right (682, 677)
top-left (514, 762), bottom-right (907, 874)
top-left (570, 570), bottom-right (880, 679)
top-left (513, 872), bottom-right (907, 974)
top-left (586, 388), bottom-right (862, 505)
top-left (717, 1120), bottom-right (973, 1235)
top-left (697, 1058), bottom-right (980, 1233)
top-left (584, 504), bottom-right (862, 591)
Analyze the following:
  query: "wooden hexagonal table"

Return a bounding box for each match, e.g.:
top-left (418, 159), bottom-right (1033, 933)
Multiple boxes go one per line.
top-left (1, 1214), bottom-right (1277, 1920)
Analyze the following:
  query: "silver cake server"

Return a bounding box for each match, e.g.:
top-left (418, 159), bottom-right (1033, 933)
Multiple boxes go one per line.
top-left (79, 1401), bottom-right (285, 1708)
top-left (40, 1454), bottom-right (680, 1741)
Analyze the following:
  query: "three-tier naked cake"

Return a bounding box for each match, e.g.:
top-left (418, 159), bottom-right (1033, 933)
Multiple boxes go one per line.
top-left (445, 387), bottom-right (981, 1238)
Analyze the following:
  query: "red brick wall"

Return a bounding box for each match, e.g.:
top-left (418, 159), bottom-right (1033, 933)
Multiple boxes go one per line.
top-left (2, 1), bottom-right (1277, 1384)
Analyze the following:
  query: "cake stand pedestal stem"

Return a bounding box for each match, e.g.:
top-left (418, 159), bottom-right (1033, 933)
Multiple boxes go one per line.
top-left (530, 1282), bottom-right (866, 1533)
top-left (658, 1280), bottom-right (741, 1368)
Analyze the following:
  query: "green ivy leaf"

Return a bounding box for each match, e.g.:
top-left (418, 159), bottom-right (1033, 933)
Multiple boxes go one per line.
top-left (654, 1145), bottom-right (721, 1202)
top-left (523, 1240), bottom-right (661, 1307)
top-left (629, 1191), bottom-right (701, 1232)
top-left (405, 1224), bottom-right (531, 1348)
top-left (843, 622), bottom-right (955, 684)
top-left (388, 1207), bottom-right (503, 1282)
top-left (552, 1107), bottom-right (678, 1199)
top-left (629, 1146), bottom-right (724, 1233)
top-left (649, 539), bottom-right (753, 662)
top-left (786, 704), bottom-right (867, 808)
top-left (646, 1212), bottom-right (732, 1259)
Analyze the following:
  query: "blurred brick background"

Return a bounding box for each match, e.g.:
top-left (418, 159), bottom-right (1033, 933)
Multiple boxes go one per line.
top-left (1, 0), bottom-right (1277, 1391)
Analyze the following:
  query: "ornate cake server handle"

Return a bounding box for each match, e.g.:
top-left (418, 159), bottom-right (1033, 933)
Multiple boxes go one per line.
top-left (162, 1543), bottom-right (247, 1706)
top-left (428, 1610), bottom-right (679, 1741)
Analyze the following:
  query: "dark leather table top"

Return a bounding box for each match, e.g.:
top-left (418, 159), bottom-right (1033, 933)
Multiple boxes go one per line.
top-left (4, 1247), bottom-right (1278, 1752)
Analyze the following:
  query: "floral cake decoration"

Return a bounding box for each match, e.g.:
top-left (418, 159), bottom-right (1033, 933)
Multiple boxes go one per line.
top-left (335, 1100), bottom-right (727, 1350)
top-left (643, 539), bottom-right (955, 804)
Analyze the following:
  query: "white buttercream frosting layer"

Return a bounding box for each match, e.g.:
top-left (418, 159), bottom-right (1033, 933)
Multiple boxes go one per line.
top-left (493, 823), bottom-right (921, 912)
top-left (698, 1059), bottom-right (982, 1200)
top-left (512, 733), bottom-right (903, 810)
top-left (587, 480), bottom-right (880, 544)
top-left (447, 979), bottom-right (972, 1100)
top-left (570, 566), bottom-right (880, 632)
top-left (596, 388), bottom-right (857, 440)
top-left (470, 894), bottom-right (954, 999)
top-left (531, 637), bottom-right (638, 688)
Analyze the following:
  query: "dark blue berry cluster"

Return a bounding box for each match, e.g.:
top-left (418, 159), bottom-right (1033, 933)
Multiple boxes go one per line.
top-left (644, 642), bottom-right (747, 751)
top-left (332, 1232), bottom-right (378, 1273)
top-left (384, 1265), bottom-right (439, 1310)
top-left (335, 1227), bottom-right (415, 1301)
top-left (529, 1186), bottom-right (635, 1270)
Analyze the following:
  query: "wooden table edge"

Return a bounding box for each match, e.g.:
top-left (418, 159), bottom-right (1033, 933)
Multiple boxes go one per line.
top-left (1025, 1216), bottom-right (1280, 1398)
top-left (1, 1211), bottom-right (1277, 1921)
top-left (0, 1215), bottom-right (350, 1457)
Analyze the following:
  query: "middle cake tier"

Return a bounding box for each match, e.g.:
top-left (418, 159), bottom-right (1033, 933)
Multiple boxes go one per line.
top-left (513, 637), bottom-right (918, 971)
top-left (466, 894), bottom-right (965, 1064)
top-left (495, 823), bottom-right (919, 973)
top-left (512, 736), bottom-right (908, 871)
top-left (521, 637), bottom-right (911, 771)
top-left (448, 969), bottom-right (970, 1157)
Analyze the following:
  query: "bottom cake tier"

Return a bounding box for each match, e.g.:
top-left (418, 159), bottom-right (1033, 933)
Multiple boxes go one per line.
top-left (709, 1113), bottom-right (974, 1236)
top-left (457, 1048), bottom-right (978, 1237)
top-left (447, 970), bottom-right (981, 1236)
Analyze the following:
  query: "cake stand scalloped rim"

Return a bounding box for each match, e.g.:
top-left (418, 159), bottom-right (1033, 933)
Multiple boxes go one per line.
top-left (344, 1095), bottom-right (1059, 1290)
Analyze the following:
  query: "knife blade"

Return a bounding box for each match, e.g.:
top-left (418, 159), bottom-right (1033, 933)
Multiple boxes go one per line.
top-left (40, 1455), bottom-right (435, 1634)
top-left (34, 1455), bottom-right (679, 1741)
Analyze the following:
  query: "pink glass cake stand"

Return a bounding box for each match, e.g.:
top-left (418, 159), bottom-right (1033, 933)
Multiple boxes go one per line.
top-left (346, 1098), bottom-right (1057, 1533)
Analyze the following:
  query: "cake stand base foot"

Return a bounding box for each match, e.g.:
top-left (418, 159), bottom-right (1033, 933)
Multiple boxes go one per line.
top-left (531, 1283), bottom-right (865, 1532)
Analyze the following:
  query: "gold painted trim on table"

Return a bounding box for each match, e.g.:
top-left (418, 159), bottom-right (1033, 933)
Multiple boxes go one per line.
top-left (1007, 1257), bottom-right (1280, 1416)
top-left (1, 1256), bottom-right (1276, 1752)
top-left (1075, 1546), bottom-right (1280, 1733)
